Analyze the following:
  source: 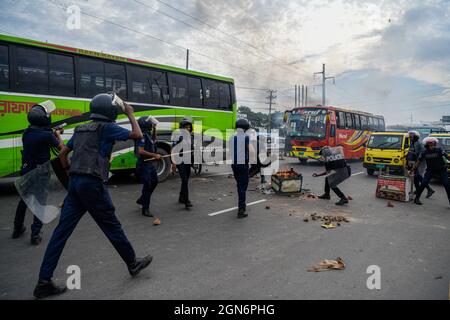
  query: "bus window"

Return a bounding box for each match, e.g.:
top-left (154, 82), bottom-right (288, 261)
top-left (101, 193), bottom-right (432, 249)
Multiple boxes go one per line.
top-left (337, 111), bottom-right (346, 128)
top-left (16, 47), bottom-right (48, 93)
top-left (354, 114), bottom-right (361, 130)
top-left (0, 45), bottom-right (9, 89)
top-left (128, 65), bottom-right (151, 103)
top-left (219, 82), bottom-right (231, 110)
top-left (230, 83), bottom-right (236, 106)
top-left (169, 73), bottom-right (188, 107)
top-left (49, 54), bottom-right (75, 96)
top-left (204, 79), bottom-right (220, 109)
top-left (187, 76), bottom-right (203, 108)
top-left (105, 63), bottom-right (127, 98)
top-left (151, 71), bottom-right (169, 104)
top-left (380, 118), bottom-right (385, 131)
top-left (345, 113), bottom-right (353, 129)
top-left (360, 116), bottom-right (368, 130)
top-left (78, 57), bottom-right (105, 98)
top-left (330, 124), bottom-right (336, 137)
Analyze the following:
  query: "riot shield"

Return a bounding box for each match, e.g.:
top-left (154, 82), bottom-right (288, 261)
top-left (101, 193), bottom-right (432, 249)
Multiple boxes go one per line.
top-left (321, 146), bottom-right (345, 163)
top-left (14, 159), bottom-right (68, 224)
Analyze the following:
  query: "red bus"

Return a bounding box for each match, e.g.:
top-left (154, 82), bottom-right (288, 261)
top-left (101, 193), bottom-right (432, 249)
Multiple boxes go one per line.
top-left (284, 106), bottom-right (385, 163)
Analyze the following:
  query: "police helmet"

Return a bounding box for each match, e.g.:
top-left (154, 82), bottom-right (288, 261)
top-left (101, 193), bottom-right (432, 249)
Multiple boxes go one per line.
top-left (236, 118), bottom-right (250, 131)
top-left (90, 93), bottom-right (120, 121)
top-left (319, 146), bottom-right (331, 157)
top-left (423, 136), bottom-right (438, 146)
top-left (408, 130), bottom-right (420, 138)
top-left (28, 104), bottom-right (53, 127)
top-left (179, 117), bottom-right (193, 129)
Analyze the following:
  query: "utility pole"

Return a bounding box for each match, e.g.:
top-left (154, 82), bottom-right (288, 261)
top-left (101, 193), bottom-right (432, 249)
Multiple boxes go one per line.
top-left (266, 89), bottom-right (277, 134)
top-left (186, 49), bottom-right (189, 70)
top-left (301, 85), bottom-right (305, 107)
top-left (295, 85), bottom-right (297, 108)
top-left (314, 63), bottom-right (335, 106)
top-left (305, 86), bottom-right (308, 107)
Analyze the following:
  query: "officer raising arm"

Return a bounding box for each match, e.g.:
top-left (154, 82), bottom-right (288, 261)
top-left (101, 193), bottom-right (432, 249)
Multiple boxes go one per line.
top-left (34, 93), bottom-right (152, 299)
top-left (410, 137), bottom-right (450, 206)
top-left (12, 101), bottom-right (64, 245)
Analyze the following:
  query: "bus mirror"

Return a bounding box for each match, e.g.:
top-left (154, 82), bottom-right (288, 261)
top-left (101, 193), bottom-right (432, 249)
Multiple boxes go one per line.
top-left (283, 111), bottom-right (290, 123)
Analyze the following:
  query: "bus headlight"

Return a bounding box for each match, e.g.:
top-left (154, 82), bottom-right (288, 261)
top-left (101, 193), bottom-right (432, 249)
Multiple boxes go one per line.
top-left (366, 157), bottom-right (372, 162)
top-left (394, 158), bottom-right (399, 164)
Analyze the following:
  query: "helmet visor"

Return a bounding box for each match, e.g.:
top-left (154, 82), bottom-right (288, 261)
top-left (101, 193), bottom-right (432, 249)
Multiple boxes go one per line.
top-left (38, 100), bottom-right (56, 115)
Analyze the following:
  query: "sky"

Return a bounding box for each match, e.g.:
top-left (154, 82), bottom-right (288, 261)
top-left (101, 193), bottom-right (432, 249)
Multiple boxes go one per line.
top-left (1, 0), bottom-right (450, 125)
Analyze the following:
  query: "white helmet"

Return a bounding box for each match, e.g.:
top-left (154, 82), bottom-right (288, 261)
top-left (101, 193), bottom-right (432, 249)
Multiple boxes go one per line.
top-left (422, 136), bottom-right (438, 145)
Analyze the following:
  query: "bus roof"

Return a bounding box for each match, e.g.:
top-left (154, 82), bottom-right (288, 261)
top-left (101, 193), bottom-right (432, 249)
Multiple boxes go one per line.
top-left (0, 33), bottom-right (234, 83)
top-left (289, 105), bottom-right (383, 118)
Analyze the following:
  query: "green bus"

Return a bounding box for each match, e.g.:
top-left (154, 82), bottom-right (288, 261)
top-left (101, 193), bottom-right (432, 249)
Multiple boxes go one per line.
top-left (0, 34), bottom-right (237, 181)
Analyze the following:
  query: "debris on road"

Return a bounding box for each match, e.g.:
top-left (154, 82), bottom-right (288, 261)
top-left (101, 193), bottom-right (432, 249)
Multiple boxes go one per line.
top-left (321, 223), bottom-right (336, 229)
top-left (153, 218), bottom-right (161, 226)
top-left (308, 257), bottom-right (346, 272)
top-left (347, 195), bottom-right (353, 201)
top-left (303, 215), bottom-right (309, 222)
top-left (387, 201), bottom-right (395, 207)
top-left (265, 205), bottom-right (270, 210)
top-left (305, 212), bottom-right (350, 227)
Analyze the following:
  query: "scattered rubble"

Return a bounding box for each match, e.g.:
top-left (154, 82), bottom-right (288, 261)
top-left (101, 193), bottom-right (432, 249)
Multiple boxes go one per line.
top-left (387, 201), bottom-right (395, 208)
top-left (308, 257), bottom-right (345, 272)
top-left (153, 218), bottom-right (161, 226)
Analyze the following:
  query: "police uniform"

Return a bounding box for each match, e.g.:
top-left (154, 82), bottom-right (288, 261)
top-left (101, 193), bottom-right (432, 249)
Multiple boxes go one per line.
top-left (230, 131), bottom-right (250, 217)
top-left (34, 93), bottom-right (152, 299)
top-left (136, 133), bottom-right (158, 216)
top-left (13, 108), bottom-right (60, 243)
top-left (318, 147), bottom-right (350, 205)
top-left (415, 147), bottom-right (450, 203)
top-left (407, 138), bottom-right (434, 195)
top-left (174, 135), bottom-right (193, 207)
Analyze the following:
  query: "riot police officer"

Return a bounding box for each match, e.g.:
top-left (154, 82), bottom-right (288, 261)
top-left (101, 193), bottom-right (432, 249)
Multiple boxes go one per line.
top-left (33, 93), bottom-right (152, 299)
top-left (411, 137), bottom-right (450, 206)
top-left (229, 118), bottom-right (255, 218)
top-left (12, 101), bottom-right (64, 245)
top-left (407, 131), bottom-right (434, 198)
top-left (136, 116), bottom-right (160, 217)
top-left (172, 117), bottom-right (194, 209)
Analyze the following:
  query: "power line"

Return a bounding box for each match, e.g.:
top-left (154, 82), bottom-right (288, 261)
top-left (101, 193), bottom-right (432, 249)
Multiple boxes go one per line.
top-left (45, 0), bottom-right (295, 88)
top-left (153, 0), bottom-right (313, 80)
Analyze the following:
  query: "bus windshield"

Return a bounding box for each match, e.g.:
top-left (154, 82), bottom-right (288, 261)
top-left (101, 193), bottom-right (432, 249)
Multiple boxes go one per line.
top-left (287, 108), bottom-right (327, 139)
top-left (368, 135), bottom-right (403, 150)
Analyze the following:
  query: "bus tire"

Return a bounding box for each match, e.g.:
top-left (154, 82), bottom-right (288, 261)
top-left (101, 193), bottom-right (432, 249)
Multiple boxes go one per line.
top-left (367, 168), bottom-right (375, 176)
top-left (299, 158), bottom-right (307, 165)
top-left (154, 147), bottom-right (172, 182)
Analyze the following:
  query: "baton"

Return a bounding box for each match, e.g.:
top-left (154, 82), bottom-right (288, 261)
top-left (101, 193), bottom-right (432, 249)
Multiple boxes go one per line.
top-left (144, 150), bottom-right (193, 162)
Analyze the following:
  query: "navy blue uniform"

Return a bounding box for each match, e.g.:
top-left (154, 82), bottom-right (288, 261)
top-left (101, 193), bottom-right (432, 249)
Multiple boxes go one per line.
top-left (136, 134), bottom-right (158, 210)
top-left (415, 147), bottom-right (450, 203)
top-left (230, 134), bottom-right (250, 210)
top-left (14, 127), bottom-right (60, 237)
top-left (38, 122), bottom-right (136, 281)
top-left (173, 134), bottom-right (193, 204)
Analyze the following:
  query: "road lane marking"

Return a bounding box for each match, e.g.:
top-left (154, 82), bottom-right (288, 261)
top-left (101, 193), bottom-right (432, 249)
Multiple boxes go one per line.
top-left (352, 172), bottom-right (364, 176)
top-left (208, 199), bottom-right (268, 216)
top-left (202, 172), bottom-right (233, 178)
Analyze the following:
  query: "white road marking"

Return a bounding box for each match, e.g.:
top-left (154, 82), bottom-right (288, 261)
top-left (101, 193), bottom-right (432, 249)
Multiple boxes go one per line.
top-left (202, 172), bottom-right (233, 177)
top-left (208, 199), bottom-right (268, 216)
top-left (352, 172), bottom-right (364, 176)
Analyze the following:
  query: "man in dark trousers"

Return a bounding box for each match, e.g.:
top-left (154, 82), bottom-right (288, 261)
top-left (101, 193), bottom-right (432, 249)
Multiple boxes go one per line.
top-left (12, 101), bottom-right (64, 245)
top-left (411, 137), bottom-right (450, 206)
top-left (229, 118), bottom-right (255, 218)
top-left (313, 146), bottom-right (351, 206)
top-left (172, 117), bottom-right (194, 209)
top-left (407, 131), bottom-right (434, 198)
top-left (136, 116), bottom-right (160, 217)
top-left (33, 93), bottom-right (152, 299)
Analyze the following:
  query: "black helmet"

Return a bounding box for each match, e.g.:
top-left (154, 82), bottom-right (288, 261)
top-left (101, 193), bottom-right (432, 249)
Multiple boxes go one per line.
top-left (28, 104), bottom-right (51, 127)
top-left (179, 117), bottom-right (193, 129)
top-left (236, 118), bottom-right (250, 131)
top-left (90, 93), bottom-right (121, 121)
top-left (138, 116), bottom-right (152, 132)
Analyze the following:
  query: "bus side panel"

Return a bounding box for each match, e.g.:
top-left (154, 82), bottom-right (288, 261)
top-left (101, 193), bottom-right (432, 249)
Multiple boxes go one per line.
top-left (336, 128), bottom-right (370, 160)
top-left (0, 94), bottom-right (86, 177)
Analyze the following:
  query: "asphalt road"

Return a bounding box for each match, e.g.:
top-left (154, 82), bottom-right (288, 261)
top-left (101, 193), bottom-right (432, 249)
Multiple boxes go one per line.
top-left (0, 159), bottom-right (449, 300)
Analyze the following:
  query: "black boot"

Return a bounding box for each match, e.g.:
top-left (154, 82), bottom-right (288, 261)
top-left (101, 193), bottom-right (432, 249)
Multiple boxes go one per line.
top-left (318, 193), bottom-right (331, 200)
top-left (128, 255), bottom-right (153, 277)
top-left (31, 233), bottom-right (42, 246)
top-left (136, 197), bottom-right (143, 205)
top-left (414, 198), bottom-right (423, 205)
top-left (142, 208), bottom-right (153, 217)
top-left (185, 200), bottom-right (193, 208)
top-left (33, 280), bottom-right (67, 299)
top-left (335, 198), bottom-right (349, 206)
top-left (12, 226), bottom-right (26, 239)
top-left (426, 188), bottom-right (435, 199)
top-left (237, 207), bottom-right (248, 219)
